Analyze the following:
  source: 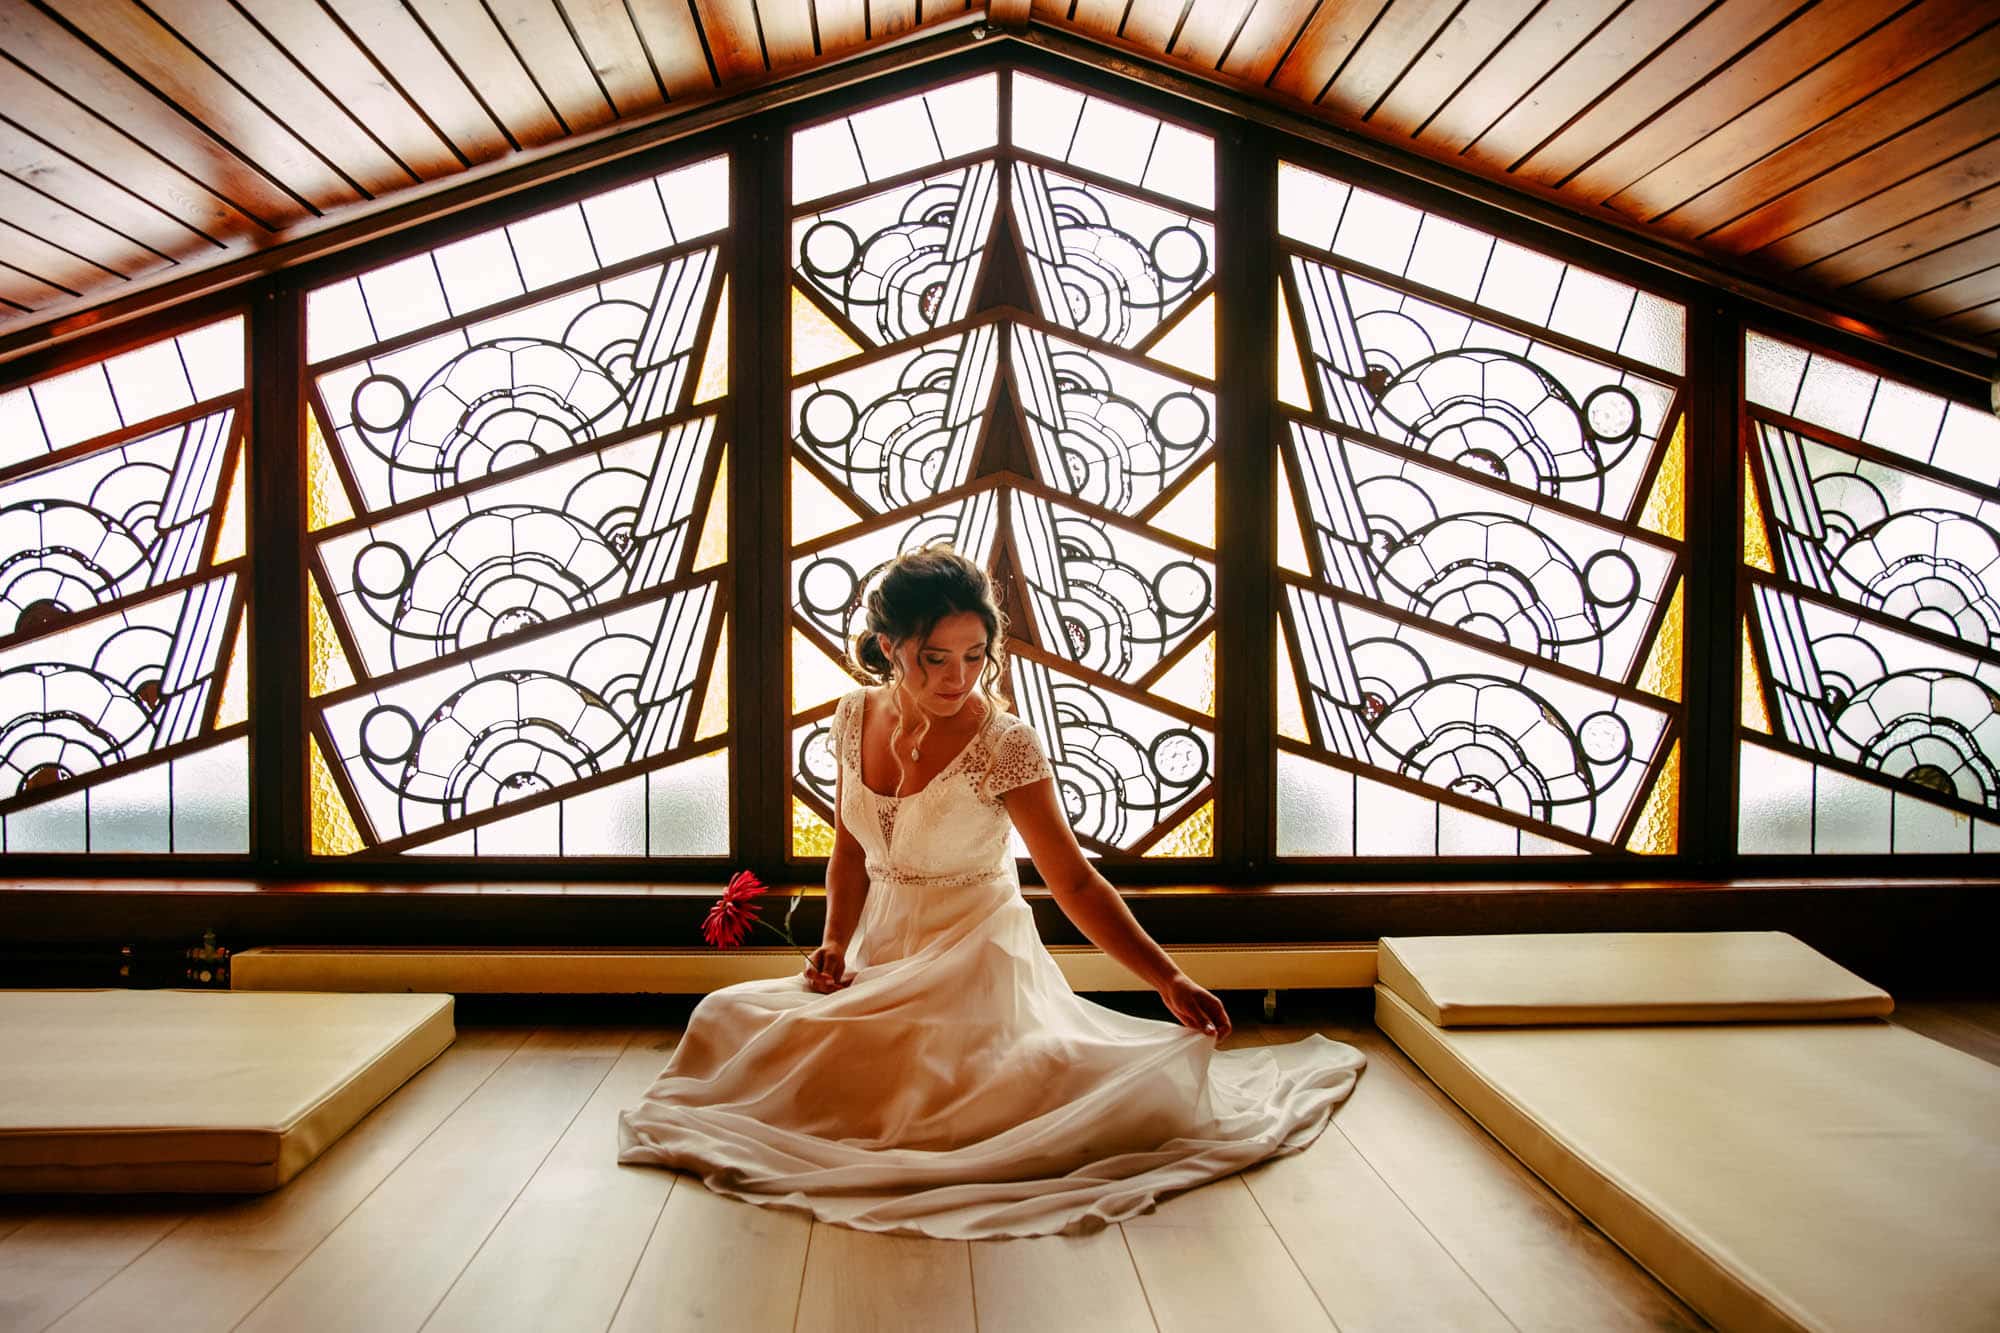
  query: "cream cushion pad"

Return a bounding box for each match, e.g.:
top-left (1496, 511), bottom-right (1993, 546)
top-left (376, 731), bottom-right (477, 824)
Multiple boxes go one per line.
top-left (1376, 986), bottom-right (2000, 1333)
top-left (0, 989), bottom-right (454, 1193)
top-left (1378, 931), bottom-right (1893, 1027)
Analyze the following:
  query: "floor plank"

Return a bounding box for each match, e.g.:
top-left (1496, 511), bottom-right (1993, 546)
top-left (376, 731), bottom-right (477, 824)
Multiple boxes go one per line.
top-left (419, 1031), bottom-right (681, 1332)
top-left (0, 1198), bottom-right (190, 1333)
top-left (1277, 1019), bottom-right (1707, 1332)
top-left (42, 1029), bottom-right (529, 1333)
top-left (1244, 1126), bottom-right (1514, 1333)
top-left (969, 1228), bottom-right (1157, 1333)
top-left (231, 1028), bottom-right (628, 1333)
top-left (1121, 1221), bottom-right (1333, 1333)
top-left (1892, 1002), bottom-right (2000, 1069)
top-left (606, 1180), bottom-right (811, 1333)
top-left (795, 1223), bottom-right (976, 1333)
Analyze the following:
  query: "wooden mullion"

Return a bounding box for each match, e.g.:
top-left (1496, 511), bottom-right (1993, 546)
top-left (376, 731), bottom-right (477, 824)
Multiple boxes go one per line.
top-left (308, 397), bottom-right (726, 541)
top-left (1744, 566), bottom-right (2000, 675)
top-left (1685, 296), bottom-right (1739, 874)
top-left (1273, 402), bottom-right (1687, 545)
top-left (1745, 402), bottom-right (2000, 508)
top-left (790, 146), bottom-right (1001, 214)
top-left (1010, 145), bottom-right (1218, 221)
top-left (0, 391), bottom-right (245, 488)
top-left (1271, 736), bottom-right (1630, 857)
top-left (739, 121), bottom-right (789, 875)
top-left (1279, 572), bottom-right (1681, 708)
top-left (307, 564), bottom-right (724, 705)
top-left (1131, 612), bottom-right (1218, 693)
top-left (0, 559), bottom-right (248, 659)
top-left (357, 736), bottom-right (732, 858)
top-left (246, 279), bottom-right (305, 869)
top-left (1278, 238), bottom-right (1688, 387)
top-left (306, 235), bottom-right (730, 374)
top-left (1007, 637), bottom-right (1214, 731)
top-left (0, 724), bottom-right (253, 822)
top-left (1215, 120), bottom-right (1276, 872)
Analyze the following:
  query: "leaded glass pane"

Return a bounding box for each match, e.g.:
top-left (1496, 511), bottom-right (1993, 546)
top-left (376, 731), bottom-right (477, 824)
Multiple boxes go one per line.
top-left (0, 317), bottom-right (250, 856)
top-left (1740, 333), bottom-right (2000, 854)
top-left (785, 73), bottom-right (1218, 859)
top-left (304, 156), bottom-right (734, 858)
top-left (792, 74), bottom-right (999, 205)
top-left (1276, 161), bottom-right (1686, 859)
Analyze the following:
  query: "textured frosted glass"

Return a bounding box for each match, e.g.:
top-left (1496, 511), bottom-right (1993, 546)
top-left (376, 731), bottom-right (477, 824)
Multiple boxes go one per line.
top-left (1276, 750), bottom-right (1353, 856)
top-left (104, 339), bottom-right (196, 425)
top-left (1437, 805), bottom-right (1523, 857)
top-left (359, 254), bottom-right (449, 341)
top-left (1619, 293), bottom-right (1687, 374)
top-left (171, 739), bottom-right (250, 853)
top-left (1809, 764), bottom-right (1891, 854)
top-left (432, 230), bottom-right (524, 315)
top-left (1331, 189), bottom-right (1421, 274)
top-left (1476, 241), bottom-right (1563, 325)
top-left (1794, 354), bottom-right (1876, 438)
top-left (1737, 743), bottom-right (1814, 853)
top-left (3, 790), bottom-right (87, 853)
top-left (560, 777), bottom-right (648, 856)
top-left (648, 751), bottom-right (730, 856)
top-left (582, 178), bottom-right (675, 266)
top-left (1405, 215), bottom-right (1491, 299)
top-left (1354, 776), bottom-right (1435, 857)
top-left (86, 763), bottom-right (172, 853)
top-left (1277, 162), bottom-right (1349, 251)
top-left (1891, 791), bottom-right (1974, 854)
top-left (1743, 332), bottom-right (1809, 416)
top-left (474, 803), bottom-right (560, 856)
top-left (1932, 404), bottom-right (2000, 489)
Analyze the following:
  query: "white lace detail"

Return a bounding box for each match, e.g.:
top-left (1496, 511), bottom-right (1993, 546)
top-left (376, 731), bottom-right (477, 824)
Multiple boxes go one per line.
top-left (980, 721), bottom-right (1055, 804)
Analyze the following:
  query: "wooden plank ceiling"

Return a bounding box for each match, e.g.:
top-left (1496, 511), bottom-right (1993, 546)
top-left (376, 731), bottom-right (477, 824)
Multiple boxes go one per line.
top-left (0, 0), bottom-right (1995, 363)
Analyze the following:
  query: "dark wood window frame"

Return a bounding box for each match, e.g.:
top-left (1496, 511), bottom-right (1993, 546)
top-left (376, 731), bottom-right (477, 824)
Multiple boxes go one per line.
top-left (2, 44), bottom-right (1991, 983)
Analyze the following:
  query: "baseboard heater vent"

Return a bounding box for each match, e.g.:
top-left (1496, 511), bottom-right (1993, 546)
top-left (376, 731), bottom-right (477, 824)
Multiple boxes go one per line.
top-left (231, 944), bottom-right (1378, 994)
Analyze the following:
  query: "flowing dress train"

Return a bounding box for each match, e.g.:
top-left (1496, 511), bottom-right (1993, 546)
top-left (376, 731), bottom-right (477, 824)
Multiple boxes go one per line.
top-left (616, 687), bottom-right (1366, 1239)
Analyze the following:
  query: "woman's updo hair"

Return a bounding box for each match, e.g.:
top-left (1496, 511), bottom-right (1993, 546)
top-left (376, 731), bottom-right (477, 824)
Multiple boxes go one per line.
top-left (851, 544), bottom-right (1008, 689)
top-left (850, 545), bottom-right (1009, 781)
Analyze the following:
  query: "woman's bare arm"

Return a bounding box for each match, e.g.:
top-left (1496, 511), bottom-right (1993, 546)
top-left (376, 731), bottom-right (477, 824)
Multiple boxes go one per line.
top-left (806, 766), bottom-right (870, 992)
top-left (1005, 777), bottom-right (1230, 1036)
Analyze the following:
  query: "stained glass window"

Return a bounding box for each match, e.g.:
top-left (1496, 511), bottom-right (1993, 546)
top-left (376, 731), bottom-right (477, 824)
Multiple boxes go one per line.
top-left (787, 72), bottom-right (1221, 860)
top-left (0, 317), bottom-right (251, 853)
top-left (1274, 162), bottom-right (1688, 858)
top-left (303, 155), bottom-right (733, 858)
top-left (1739, 333), bottom-right (2000, 854)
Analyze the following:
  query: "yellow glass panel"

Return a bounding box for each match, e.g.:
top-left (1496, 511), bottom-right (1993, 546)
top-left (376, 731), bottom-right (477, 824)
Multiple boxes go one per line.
top-left (1741, 618), bottom-right (1771, 734)
top-left (1144, 800), bottom-right (1214, 858)
top-left (1276, 283), bottom-right (1311, 410)
top-left (1638, 415), bottom-right (1684, 540)
top-left (792, 628), bottom-right (854, 712)
top-left (1276, 448), bottom-right (1311, 576)
top-left (694, 276), bottom-right (730, 405)
top-left (792, 458), bottom-right (865, 544)
top-left (1636, 580), bottom-right (1683, 703)
top-left (310, 736), bottom-right (365, 855)
top-left (1146, 294), bottom-right (1214, 380)
top-left (307, 410), bottom-right (354, 532)
top-left (308, 578), bottom-right (355, 697)
top-left (792, 286), bottom-right (863, 375)
top-left (694, 446), bottom-right (729, 571)
top-left (696, 615), bottom-right (730, 741)
top-left (1151, 634), bottom-right (1215, 716)
top-left (215, 611), bottom-right (249, 727)
top-left (1626, 740), bottom-right (1680, 856)
top-left (212, 448), bottom-right (247, 563)
top-left (1275, 615), bottom-right (1309, 743)
top-left (793, 796), bottom-right (836, 858)
top-left (1742, 454), bottom-right (1774, 573)
top-left (1149, 464), bottom-right (1215, 548)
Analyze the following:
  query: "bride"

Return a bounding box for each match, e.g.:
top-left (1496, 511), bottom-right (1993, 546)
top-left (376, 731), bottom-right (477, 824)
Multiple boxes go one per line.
top-left (617, 545), bottom-right (1365, 1239)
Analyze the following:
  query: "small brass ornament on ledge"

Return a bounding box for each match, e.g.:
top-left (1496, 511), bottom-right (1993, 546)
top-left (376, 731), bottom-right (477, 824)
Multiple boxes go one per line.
top-left (184, 929), bottom-right (230, 988)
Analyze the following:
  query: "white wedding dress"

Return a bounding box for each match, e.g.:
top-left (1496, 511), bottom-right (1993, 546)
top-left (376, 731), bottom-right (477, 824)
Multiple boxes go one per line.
top-left (616, 687), bottom-right (1366, 1239)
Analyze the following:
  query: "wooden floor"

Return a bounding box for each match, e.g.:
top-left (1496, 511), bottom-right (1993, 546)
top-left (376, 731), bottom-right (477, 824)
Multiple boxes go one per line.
top-left (4, 993), bottom-right (1995, 1333)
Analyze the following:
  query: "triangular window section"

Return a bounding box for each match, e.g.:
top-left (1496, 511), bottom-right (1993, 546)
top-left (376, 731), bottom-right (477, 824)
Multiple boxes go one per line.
top-left (786, 69), bottom-right (1219, 858)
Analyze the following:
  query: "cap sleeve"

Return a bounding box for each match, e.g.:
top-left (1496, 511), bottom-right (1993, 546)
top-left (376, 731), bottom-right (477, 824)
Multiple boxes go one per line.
top-left (827, 689), bottom-right (859, 762)
top-left (983, 717), bottom-right (1055, 801)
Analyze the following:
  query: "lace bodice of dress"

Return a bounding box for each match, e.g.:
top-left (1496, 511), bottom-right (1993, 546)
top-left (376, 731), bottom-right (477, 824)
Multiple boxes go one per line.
top-left (829, 688), bottom-right (1054, 885)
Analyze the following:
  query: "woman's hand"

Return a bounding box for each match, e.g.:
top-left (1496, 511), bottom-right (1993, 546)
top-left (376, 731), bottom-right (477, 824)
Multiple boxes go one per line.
top-left (804, 943), bottom-right (854, 994)
top-left (1159, 971), bottom-right (1231, 1039)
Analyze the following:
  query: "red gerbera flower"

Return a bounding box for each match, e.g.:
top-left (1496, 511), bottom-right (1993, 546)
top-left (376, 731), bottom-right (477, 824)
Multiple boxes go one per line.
top-left (701, 869), bottom-right (768, 950)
